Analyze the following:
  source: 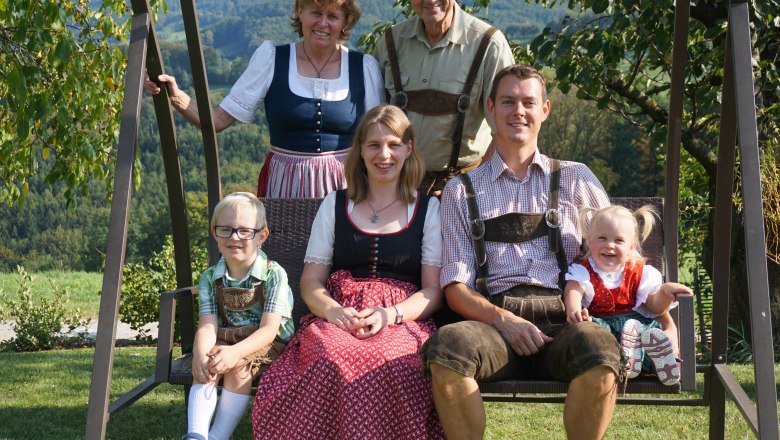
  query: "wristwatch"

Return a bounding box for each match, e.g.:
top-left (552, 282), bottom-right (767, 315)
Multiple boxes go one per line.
top-left (392, 305), bottom-right (403, 325)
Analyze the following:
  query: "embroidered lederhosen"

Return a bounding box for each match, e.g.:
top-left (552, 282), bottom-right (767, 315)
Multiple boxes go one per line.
top-left (385, 26), bottom-right (497, 193)
top-left (215, 277), bottom-right (265, 343)
top-left (214, 277), bottom-right (284, 376)
top-left (460, 160), bottom-right (569, 334)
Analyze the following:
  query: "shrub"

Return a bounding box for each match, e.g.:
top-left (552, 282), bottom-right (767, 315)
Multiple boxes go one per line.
top-left (0, 266), bottom-right (90, 351)
top-left (120, 235), bottom-right (208, 341)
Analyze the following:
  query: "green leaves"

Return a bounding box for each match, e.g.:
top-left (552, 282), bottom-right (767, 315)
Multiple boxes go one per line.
top-left (0, 0), bottom-right (162, 206)
top-left (592, 0), bottom-right (609, 14)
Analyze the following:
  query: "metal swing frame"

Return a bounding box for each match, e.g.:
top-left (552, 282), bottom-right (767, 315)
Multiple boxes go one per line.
top-left (84, 0), bottom-right (778, 438)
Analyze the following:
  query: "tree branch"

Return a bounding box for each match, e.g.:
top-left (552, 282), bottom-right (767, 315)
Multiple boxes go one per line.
top-left (605, 77), bottom-right (718, 177)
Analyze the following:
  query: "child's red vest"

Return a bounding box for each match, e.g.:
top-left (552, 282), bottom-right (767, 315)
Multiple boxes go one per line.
top-left (584, 259), bottom-right (644, 316)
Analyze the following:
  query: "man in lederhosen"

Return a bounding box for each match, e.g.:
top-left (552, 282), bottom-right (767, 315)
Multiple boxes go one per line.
top-left (421, 64), bottom-right (621, 439)
top-left (374, 0), bottom-right (514, 195)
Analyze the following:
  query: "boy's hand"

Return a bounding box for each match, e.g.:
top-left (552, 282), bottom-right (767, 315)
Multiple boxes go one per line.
top-left (206, 345), bottom-right (242, 376)
top-left (192, 353), bottom-right (216, 384)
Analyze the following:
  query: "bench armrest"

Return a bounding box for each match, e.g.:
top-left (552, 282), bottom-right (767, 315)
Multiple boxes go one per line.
top-left (676, 294), bottom-right (696, 391)
top-left (155, 286), bottom-right (197, 383)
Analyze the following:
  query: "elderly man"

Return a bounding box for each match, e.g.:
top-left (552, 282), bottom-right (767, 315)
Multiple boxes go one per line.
top-left (421, 64), bottom-right (621, 439)
top-left (374, 0), bottom-right (514, 194)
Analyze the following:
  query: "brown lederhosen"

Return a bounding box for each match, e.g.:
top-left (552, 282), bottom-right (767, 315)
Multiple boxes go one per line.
top-left (214, 276), bottom-right (285, 378)
top-left (460, 159), bottom-right (569, 333)
top-left (384, 25), bottom-right (498, 194)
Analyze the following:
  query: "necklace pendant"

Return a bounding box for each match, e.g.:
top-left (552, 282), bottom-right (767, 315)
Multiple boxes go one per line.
top-left (370, 212), bottom-right (379, 224)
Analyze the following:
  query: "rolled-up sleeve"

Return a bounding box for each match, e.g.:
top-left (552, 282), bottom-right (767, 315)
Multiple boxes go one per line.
top-left (440, 178), bottom-right (477, 289)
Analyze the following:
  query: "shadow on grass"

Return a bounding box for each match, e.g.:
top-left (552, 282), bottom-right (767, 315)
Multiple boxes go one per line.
top-left (0, 348), bottom-right (776, 439)
top-left (0, 402), bottom-right (184, 439)
top-left (0, 347), bottom-right (258, 439)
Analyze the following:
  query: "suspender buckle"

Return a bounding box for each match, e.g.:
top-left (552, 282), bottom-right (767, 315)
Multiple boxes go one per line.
top-left (470, 218), bottom-right (485, 240)
top-left (457, 94), bottom-right (470, 114)
top-left (394, 91), bottom-right (408, 110)
top-left (545, 208), bottom-right (561, 228)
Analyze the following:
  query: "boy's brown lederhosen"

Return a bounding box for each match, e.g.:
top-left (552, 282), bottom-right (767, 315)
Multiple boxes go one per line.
top-left (460, 159), bottom-right (569, 334)
top-left (384, 26), bottom-right (498, 194)
top-left (214, 275), bottom-right (286, 378)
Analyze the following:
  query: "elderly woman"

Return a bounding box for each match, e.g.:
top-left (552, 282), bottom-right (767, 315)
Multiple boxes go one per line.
top-left (145, 0), bottom-right (383, 198)
top-left (251, 105), bottom-right (444, 439)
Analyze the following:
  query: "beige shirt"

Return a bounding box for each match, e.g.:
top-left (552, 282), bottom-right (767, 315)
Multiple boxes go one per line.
top-left (374, 4), bottom-right (515, 171)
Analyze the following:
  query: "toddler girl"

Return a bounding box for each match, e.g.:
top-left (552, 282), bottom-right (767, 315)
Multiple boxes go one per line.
top-left (563, 205), bottom-right (692, 385)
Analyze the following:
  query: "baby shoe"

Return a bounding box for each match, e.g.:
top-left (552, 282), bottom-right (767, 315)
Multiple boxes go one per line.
top-left (620, 319), bottom-right (643, 379)
top-left (641, 327), bottom-right (681, 386)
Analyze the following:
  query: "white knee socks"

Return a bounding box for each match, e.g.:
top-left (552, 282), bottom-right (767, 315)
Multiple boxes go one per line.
top-left (208, 389), bottom-right (251, 440)
top-left (188, 383), bottom-right (218, 436)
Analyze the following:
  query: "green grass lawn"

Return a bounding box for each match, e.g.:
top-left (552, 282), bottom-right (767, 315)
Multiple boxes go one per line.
top-left (0, 347), bottom-right (777, 439)
top-left (0, 271), bottom-right (102, 318)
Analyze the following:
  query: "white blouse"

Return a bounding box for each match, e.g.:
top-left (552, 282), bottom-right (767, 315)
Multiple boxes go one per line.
top-left (220, 41), bottom-right (385, 123)
top-left (565, 257), bottom-right (676, 318)
top-left (304, 191), bottom-right (443, 268)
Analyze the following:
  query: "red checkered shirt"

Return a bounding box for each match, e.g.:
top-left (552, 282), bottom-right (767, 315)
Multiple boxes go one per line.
top-left (440, 150), bottom-right (610, 294)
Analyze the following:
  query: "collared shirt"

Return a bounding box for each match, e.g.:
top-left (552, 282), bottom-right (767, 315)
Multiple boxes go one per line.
top-left (440, 150), bottom-right (611, 293)
top-left (374, 4), bottom-right (515, 171)
top-left (198, 249), bottom-right (295, 342)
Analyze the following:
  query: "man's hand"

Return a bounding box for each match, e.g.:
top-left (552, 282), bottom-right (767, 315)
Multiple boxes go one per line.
top-left (495, 313), bottom-right (553, 356)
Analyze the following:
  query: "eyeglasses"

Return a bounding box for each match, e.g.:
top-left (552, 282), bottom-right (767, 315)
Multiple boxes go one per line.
top-left (213, 225), bottom-right (262, 240)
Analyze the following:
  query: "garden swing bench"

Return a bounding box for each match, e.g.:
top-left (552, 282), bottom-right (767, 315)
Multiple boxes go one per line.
top-left (85, 0), bottom-right (778, 438)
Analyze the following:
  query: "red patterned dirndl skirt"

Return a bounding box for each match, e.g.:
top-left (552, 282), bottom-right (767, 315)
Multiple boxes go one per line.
top-left (252, 270), bottom-right (444, 439)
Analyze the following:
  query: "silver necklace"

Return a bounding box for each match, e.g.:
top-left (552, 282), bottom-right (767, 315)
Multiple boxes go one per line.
top-left (301, 43), bottom-right (338, 78)
top-left (367, 198), bottom-right (399, 224)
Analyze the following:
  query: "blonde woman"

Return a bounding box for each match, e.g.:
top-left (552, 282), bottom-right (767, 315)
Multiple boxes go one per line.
top-left (252, 105), bottom-right (444, 439)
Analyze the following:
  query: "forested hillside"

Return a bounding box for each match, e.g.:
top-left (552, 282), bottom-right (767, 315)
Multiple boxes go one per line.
top-left (0, 1), bottom-right (661, 272)
top-left (152, 0), bottom-right (570, 58)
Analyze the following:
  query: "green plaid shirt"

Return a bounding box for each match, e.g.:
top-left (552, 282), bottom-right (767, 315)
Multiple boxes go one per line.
top-left (198, 250), bottom-right (294, 342)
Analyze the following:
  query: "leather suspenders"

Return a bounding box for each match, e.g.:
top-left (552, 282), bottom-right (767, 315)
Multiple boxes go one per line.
top-left (460, 159), bottom-right (569, 299)
top-left (384, 25), bottom-right (498, 172)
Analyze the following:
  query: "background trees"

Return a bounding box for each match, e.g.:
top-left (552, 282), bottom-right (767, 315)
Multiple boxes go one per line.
top-left (3, 0), bottom-right (777, 344)
top-left (0, 0), bottom-right (165, 205)
top-left (518, 0), bottom-right (780, 344)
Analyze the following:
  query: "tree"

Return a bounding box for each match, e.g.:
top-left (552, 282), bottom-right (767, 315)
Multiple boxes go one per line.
top-left (0, 0), bottom-right (165, 205)
top-left (520, 0), bottom-right (780, 344)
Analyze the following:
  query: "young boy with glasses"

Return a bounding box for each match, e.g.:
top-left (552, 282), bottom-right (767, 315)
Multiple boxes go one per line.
top-left (183, 192), bottom-right (294, 440)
